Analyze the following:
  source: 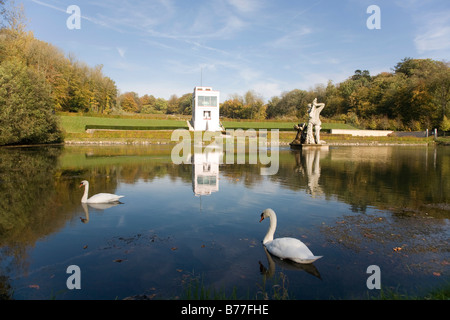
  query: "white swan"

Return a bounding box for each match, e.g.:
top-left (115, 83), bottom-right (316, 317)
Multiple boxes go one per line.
top-left (259, 208), bottom-right (322, 264)
top-left (79, 180), bottom-right (124, 204)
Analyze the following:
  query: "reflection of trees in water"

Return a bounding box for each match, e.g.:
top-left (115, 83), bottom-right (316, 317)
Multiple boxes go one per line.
top-left (319, 147), bottom-right (450, 215)
top-left (0, 147), bottom-right (62, 245)
top-left (58, 146), bottom-right (450, 215)
top-left (271, 147), bottom-right (449, 216)
top-left (102, 146), bottom-right (449, 218)
top-left (0, 147), bottom-right (63, 299)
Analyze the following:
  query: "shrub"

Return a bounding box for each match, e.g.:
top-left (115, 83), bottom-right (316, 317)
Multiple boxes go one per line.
top-left (0, 60), bottom-right (63, 145)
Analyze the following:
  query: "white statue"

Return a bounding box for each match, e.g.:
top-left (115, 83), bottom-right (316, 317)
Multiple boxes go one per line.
top-left (306, 98), bottom-right (325, 144)
top-left (292, 98), bottom-right (325, 146)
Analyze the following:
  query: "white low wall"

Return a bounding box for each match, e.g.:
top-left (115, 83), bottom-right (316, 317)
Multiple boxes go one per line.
top-left (330, 129), bottom-right (394, 137)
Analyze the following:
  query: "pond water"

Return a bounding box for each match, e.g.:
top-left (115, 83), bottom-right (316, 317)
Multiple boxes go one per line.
top-left (0, 144), bottom-right (448, 300)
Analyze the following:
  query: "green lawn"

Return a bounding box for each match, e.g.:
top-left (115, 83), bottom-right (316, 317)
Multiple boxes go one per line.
top-left (59, 114), bottom-right (436, 145)
top-left (59, 114), bottom-right (357, 134)
top-left (222, 120), bottom-right (356, 131)
top-left (59, 115), bottom-right (187, 133)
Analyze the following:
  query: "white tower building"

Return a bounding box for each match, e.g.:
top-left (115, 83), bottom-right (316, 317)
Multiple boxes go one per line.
top-left (189, 86), bottom-right (223, 132)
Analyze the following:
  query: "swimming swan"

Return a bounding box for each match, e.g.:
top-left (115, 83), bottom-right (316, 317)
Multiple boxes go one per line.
top-left (259, 208), bottom-right (322, 264)
top-left (79, 180), bottom-right (124, 204)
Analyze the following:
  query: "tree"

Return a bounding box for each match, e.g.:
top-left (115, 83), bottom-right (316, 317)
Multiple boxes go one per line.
top-left (154, 97), bottom-right (167, 113)
top-left (243, 90), bottom-right (266, 120)
top-left (140, 94), bottom-right (157, 114)
top-left (0, 5), bottom-right (118, 115)
top-left (1, 0), bottom-right (27, 33)
top-left (166, 94), bottom-right (178, 114)
top-left (323, 80), bottom-right (343, 117)
top-left (0, 59), bottom-right (63, 145)
top-left (177, 93), bottom-right (192, 115)
top-left (118, 92), bottom-right (140, 113)
top-left (351, 69), bottom-right (371, 82)
top-left (429, 62), bottom-right (450, 122)
top-left (394, 57), bottom-right (418, 77)
top-left (441, 116), bottom-right (450, 132)
top-left (266, 96), bottom-right (281, 119)
top-left (220, 98), bottom-right (244, 119)
top-left (393, 58), bottom-right (448, 128)
top-left (279, 89), bottom-right (309, 119)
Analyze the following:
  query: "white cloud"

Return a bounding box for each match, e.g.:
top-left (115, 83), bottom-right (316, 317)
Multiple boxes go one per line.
top-left (414, 11), bottom-right (450, 54)
top-left (268, 27), bottom-right (313, 48)
top-left (415, 27), bottom-right (450, 53)
top-left (227, 0), bottom-right (264, 13)
top-left (116, 47), bottom-right (126, 58)
top-left (393, 2), bottom-right (450, 57)
top-left (251, 82), bottom-right (283, 101)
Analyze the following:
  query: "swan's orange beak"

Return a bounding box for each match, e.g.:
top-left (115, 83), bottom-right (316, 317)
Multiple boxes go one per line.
top-left (259, 214), bottom-right (264, 223)
top-left (79, 183), bottom-right (83, 188)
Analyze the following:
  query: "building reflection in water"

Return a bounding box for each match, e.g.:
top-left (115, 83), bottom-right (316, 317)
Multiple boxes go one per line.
top-left (189, 147), bottom-right (222, 197)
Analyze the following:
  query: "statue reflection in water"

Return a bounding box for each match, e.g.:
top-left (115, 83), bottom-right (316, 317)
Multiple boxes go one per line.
top-left (293, 147), bottom-right (328, 198)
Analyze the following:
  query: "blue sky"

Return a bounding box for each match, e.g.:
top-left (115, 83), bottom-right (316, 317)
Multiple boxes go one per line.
top-left (23, 0), bottom-right (450, 101)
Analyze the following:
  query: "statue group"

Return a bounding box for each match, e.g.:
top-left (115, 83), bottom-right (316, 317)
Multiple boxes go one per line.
top-left (290, 98), bottom-right (326, 147)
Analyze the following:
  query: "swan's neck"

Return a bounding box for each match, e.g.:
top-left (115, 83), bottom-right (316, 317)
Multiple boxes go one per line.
top-left (263, 213), bottom-right (277, 244)
top-left (81, 183), bottom-right (89, 203)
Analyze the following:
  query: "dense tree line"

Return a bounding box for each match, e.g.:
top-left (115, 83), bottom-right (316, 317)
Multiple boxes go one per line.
top-left (220, 59), bottom-right (450, 131)
top-left (0, 2), bottom-right (118, 145)
top-left (117, 91), bottom-right (192, 115)
top-left (320, 59), bottom-right (450, 131)
top-left (0, 3), bottom-right (59, 144)
top-left (1, 14), bottom-right (117, 114)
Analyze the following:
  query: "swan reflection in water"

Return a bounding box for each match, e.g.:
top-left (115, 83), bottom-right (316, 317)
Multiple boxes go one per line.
top-left (80, 202), bottom-right (121, 224)
top-left (259, 247), bottom-right (322, 280)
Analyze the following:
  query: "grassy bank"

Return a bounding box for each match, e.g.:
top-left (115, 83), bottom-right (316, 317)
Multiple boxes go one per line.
top-left (436, 137), bottom-right (450, 145)
top-left (59, 113), bottom-right (436, 145)
top-left (221, 120), bottom-right (355, 131)
top-left (59, 113), bottom-right (188, 133)
top-left (59, 113), bottom-right (356, 133)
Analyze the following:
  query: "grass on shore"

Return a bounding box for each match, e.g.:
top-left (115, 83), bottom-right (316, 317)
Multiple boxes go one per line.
top-left (58, 113), bottom-right (438, 145)
top-left (59, 114), bottom-right (188, 133)
top-left (436, 136), bottom-right (450, 145)
top-left (59, 113), bottom-right (357, 134)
